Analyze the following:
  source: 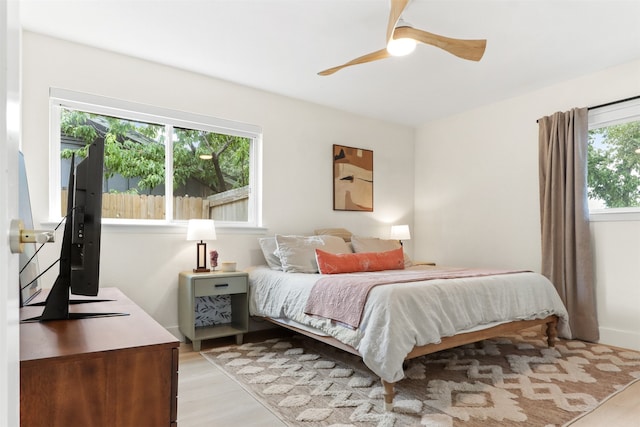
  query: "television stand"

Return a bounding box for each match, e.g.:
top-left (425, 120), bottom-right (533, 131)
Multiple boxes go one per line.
top-left (21, 272), bottom-right (133, 321)
top-left (21, 296), bottom-right (130, 322)
top-left (27, 298), bottom-right (115, 305)
top-left (21, 310), bottom-right (130, 323)
top-left (20, 287), bottom-right (179, 427)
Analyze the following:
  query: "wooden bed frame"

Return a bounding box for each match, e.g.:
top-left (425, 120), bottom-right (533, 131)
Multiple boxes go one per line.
top-left (261, 314), bottom-right (559, 410)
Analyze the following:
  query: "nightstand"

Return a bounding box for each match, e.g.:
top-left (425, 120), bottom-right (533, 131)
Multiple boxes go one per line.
top-left (178, 271), bottom-right (249, 351)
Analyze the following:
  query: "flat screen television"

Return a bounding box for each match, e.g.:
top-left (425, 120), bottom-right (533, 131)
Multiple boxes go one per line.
top-left (24, 137), bottom-right (126, 321)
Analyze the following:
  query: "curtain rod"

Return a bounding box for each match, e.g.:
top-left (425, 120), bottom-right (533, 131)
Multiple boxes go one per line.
top-left (535, 94), bottom-right (640, 123)
top-left (587, 94), bottom-right (640, 111)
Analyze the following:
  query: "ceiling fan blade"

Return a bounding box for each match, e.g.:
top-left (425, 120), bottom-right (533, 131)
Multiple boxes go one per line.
top-left (318, 48), bottom-right (391, 76)
top-left (394, 26), bottom-right (487, 61)
top-left (387, 0), bottom-right (410, 45)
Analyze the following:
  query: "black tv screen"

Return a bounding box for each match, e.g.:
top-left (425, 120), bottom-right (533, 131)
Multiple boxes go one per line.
top-left (22, 137), bottom-right (129, 321)
top-left (69, 137), bottom-right (103, 296)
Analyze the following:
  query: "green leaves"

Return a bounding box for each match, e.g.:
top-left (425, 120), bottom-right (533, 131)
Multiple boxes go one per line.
top-left (60, 109), bottom-right (98, 145)
top-left (60, 109), bottom-right (250, 197)
top-left (588, 122), bottom-right (640, 208)
top-left (172, 128), bottom-right (249, 196)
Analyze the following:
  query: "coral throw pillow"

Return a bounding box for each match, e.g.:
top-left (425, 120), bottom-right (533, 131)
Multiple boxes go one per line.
top-left (315, 247), bottom-right (405, 274)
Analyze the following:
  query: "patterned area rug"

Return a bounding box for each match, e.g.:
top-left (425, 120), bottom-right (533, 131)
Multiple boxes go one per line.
top-left (201, 329), bottom-right (640, 427)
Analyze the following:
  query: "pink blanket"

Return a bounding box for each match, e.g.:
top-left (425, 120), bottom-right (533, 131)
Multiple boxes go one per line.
top-left (303, 268), bottom-right (529, 329)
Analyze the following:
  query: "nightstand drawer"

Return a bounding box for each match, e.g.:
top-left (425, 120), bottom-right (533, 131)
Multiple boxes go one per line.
top-left (194, 276), bottom-right (246, 297)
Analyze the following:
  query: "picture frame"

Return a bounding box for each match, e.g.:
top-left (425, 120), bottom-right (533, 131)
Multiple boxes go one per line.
top-left (333, 144), bottom-right (373, 211)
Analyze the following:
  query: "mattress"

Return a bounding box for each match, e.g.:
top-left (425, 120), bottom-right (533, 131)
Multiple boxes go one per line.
top-left (247, 265), bottom-right (570, 382)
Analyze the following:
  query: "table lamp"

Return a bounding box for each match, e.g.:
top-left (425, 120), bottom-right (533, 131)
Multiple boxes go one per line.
top-left (390, 224), bottom-right (411, 246)
top-left (187, 219), bottom-right (217, 272)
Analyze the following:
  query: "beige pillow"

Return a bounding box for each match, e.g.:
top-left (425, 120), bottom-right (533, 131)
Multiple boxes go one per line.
top-left (314, 227), bottom-right (353, 242)
top-left (275, 234), bottom-right (351, 273)
top-left (351, 235), bottom-right (413, 267)
top-left (318, 235), bottom-right (352, 254)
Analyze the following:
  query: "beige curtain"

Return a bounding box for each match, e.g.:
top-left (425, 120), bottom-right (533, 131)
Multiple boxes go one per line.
top-left (538, 108), bottom-right (599, 342)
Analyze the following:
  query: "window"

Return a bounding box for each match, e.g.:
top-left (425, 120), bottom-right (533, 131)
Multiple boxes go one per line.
top-left (587, 98), bottom-right (640, 214)
top-left (50, 89), bottom-right (262, 227)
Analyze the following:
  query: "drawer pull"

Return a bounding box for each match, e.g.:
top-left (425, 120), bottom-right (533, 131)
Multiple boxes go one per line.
top-left (215, 283), bottom-right (229, 288)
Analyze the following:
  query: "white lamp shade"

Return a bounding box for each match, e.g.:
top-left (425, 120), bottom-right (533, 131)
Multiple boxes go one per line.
top-left (390, 224), bottom-right (411, 241)
top-left (186, 219), bottom-right (217, 241)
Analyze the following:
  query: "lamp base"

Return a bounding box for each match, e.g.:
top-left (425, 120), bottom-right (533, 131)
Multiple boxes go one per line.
top-left (193, 267), bottom-right (211, 273)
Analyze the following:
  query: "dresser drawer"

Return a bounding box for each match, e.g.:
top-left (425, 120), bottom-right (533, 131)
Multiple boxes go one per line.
top-left (194, 276), bottom-right (246, 297)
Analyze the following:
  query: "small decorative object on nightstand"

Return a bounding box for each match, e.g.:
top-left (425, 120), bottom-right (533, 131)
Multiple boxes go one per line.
top-left (178, 270), bottom-right (249, 351)
top-left (209, 249), bottom-right (218, 270)
top-left (220, 261), bottom-right (236, 272)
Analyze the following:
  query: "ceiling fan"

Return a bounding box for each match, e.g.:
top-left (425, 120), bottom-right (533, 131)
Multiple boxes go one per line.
top-left (318, 0), bottom-right (487, 76)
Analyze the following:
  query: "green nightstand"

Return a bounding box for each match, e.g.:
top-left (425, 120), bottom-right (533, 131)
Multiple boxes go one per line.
top-left (178, 271), bottom-right (249, 351)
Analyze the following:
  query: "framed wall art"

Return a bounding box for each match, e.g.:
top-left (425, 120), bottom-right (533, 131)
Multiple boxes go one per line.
top-left (333, 144), bottom-right (373, 211)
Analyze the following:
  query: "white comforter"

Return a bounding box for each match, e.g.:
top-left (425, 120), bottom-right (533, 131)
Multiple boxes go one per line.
top-left (247, 265), bottom-right (571, 383)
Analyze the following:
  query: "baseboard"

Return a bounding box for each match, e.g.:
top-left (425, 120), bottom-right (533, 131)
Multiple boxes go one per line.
top-left (598, 326), bottom-right (640, 351)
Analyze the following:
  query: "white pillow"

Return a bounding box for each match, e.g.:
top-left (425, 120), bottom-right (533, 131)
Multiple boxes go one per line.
top-left (274, 234), bottom-right (351, 273)
top-left (258, 237), bottom-right (282, 270)
top-left (351, 235), bottom-right (413, 267)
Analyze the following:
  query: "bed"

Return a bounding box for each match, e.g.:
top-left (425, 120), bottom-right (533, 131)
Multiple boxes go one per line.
top-left (249, 233), bottom-right (571, 410)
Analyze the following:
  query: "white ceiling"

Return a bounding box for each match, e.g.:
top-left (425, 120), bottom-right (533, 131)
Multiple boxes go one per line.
top-left (20, 0), bottom-right (640, 127)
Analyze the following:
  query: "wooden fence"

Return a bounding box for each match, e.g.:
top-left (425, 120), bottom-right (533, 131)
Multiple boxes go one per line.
top-left (61, 186), bottom-right (248, 221)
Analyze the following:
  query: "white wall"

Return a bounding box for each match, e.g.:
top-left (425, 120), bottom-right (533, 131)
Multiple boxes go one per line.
top-left (414, 59), bottom-right (640, 350)
top-left (21, 32), bottom-right (415, 337)
top-left (590, 219), bottom-right (640, 350)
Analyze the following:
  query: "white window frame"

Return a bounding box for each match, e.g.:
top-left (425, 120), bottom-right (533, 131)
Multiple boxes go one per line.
top-left (48, 88), bottom-right (263, 231)
top-left (588, 97), bottom-right (640, 222)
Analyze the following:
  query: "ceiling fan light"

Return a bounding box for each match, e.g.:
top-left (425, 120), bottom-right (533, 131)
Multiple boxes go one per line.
top-left (387, 37), bottom-right (416, 56)
top-left (199, 153), bottom-right (213, 160)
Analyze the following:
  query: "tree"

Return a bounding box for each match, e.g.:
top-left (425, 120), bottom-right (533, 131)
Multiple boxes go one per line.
top-left (587, 121), bottom-right (640, 208)
top-left (60, 109), bottom-right (250, 196)
top-left (173, 128), bottom-right (249, 195)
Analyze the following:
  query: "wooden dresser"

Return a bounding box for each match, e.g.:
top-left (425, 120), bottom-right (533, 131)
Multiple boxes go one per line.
top-left (20, 288), bottom-right (179, 427)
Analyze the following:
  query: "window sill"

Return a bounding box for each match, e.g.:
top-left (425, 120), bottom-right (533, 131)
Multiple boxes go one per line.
top-left (42, 219), bottom-right (268, 235)
top-left (589, 209), bottom-right (640, 222)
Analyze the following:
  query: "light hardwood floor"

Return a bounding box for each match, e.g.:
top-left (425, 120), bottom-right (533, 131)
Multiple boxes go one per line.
top-left (177, 332), bottom-right (640, 427)
top-left (178, 332), bottom-right (288, 427)
top-left (567, 380), bottom-right (640, 427)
